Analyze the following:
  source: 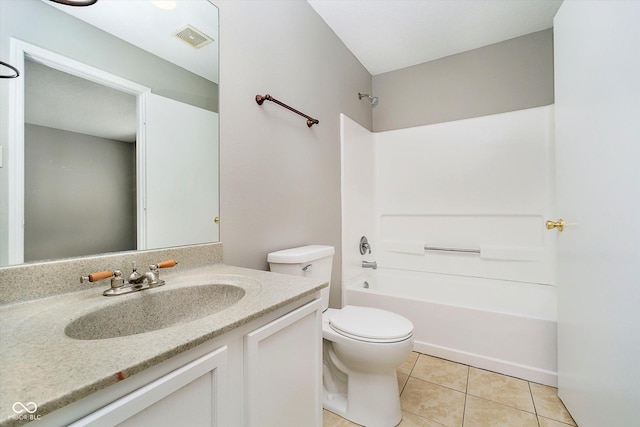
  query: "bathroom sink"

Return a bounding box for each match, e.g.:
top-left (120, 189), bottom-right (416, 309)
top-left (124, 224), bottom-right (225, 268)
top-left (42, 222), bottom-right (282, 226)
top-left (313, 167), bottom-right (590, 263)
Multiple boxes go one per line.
top-left (65, 284), bottom-right (246, 340)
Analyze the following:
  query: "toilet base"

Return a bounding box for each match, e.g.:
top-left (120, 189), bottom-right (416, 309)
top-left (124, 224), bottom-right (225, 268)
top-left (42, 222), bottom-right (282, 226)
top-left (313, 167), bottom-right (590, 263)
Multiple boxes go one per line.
top-left (323, 368), bottom-right (402, 427)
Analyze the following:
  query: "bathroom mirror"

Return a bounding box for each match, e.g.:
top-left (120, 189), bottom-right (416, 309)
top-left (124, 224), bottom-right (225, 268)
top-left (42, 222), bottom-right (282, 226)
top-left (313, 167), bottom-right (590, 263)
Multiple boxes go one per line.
top-left (0, 0), bottom-right (219, 266)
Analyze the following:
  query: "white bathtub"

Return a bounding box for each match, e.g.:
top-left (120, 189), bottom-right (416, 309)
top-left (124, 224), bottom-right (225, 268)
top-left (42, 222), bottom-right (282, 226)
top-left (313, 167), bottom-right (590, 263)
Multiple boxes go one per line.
top-left (345, 269), bottom-right (558, 386)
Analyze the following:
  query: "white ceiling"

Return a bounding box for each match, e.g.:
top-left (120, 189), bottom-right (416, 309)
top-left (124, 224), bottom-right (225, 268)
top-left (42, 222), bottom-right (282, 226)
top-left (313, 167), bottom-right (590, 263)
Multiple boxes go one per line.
top-left (308, 0), bottom-right (563, 75)
top-left (43, 0), bottom-right (219, 83)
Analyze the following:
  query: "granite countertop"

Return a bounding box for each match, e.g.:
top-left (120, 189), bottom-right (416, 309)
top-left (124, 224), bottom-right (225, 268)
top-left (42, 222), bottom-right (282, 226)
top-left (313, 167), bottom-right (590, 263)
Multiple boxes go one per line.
top-left (0, 263), bottom-right (326, 426)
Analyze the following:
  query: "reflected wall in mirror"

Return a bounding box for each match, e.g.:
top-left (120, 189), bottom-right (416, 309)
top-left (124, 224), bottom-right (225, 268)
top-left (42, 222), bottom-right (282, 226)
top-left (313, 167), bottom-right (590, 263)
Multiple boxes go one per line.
top-left (24, 59), bottom-right (138, 262)
top-left (0, 0), bottom-right (219, 267)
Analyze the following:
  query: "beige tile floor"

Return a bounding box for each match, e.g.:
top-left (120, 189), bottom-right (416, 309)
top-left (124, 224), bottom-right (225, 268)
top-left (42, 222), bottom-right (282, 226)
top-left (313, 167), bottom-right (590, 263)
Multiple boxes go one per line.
top-left (323, 352), bottom-right (577, 427)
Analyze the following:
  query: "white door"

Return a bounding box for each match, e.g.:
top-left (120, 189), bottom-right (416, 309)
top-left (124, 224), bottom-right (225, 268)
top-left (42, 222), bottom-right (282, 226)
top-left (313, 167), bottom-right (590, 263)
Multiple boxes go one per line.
top-left (143, 93), bottom-right (219, 249)
top-left (554, 2), bottom-right (640, 426)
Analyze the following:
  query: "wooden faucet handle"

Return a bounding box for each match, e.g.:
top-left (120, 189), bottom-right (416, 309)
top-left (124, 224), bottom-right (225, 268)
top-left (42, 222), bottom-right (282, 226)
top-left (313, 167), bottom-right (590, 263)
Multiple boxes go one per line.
top-left (87, 270), bottom-right (114, 282)
top-left (156, 260), bottom-right (178, 269)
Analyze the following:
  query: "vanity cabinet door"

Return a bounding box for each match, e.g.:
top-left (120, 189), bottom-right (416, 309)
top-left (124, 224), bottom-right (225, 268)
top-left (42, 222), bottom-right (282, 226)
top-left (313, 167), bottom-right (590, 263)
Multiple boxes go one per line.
top-left (69, 346), bottom-right (228, 427)
top-left (244, 299), bottom-right (322, 427)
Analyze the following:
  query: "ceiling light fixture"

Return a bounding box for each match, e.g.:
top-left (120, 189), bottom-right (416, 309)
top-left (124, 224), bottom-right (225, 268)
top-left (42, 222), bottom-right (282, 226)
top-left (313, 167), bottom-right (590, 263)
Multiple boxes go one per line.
top-left (48, 0), bottom-right (98, 6)
top-left (151, 0), bottom-right (177, 11)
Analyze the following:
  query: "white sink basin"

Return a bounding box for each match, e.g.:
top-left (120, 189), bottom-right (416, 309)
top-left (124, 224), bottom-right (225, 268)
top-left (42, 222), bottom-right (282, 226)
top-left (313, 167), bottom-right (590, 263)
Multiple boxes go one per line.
top-left (65, 284), bottom-right (245, 340)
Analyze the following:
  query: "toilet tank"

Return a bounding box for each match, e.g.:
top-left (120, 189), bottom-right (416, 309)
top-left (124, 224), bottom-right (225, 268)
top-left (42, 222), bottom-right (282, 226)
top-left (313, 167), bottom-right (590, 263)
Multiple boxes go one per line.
top-left (267, 245), bottom-right (335, 311)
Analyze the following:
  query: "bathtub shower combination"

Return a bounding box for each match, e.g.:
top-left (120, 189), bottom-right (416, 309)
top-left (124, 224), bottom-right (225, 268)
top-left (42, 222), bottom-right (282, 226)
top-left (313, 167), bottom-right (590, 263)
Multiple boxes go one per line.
top-left (346, 269), bottom-right (557, 386)
top-left (340, 106), bottom-right (558, 387)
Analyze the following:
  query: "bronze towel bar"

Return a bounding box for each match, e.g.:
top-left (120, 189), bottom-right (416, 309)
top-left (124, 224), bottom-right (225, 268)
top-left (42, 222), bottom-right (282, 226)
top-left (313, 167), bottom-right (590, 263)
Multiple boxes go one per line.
top-left (256, 94), bottom-right (319, 127)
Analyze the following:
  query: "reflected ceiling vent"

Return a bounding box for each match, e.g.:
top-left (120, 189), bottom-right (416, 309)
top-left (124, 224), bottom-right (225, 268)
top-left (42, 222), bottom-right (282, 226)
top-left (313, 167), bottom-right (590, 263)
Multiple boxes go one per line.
top-left (174, 25), bottom-right (214, 49)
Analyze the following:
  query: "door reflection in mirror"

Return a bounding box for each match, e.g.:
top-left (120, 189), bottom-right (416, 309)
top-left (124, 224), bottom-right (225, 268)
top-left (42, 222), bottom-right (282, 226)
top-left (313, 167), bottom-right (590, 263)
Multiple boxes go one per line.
top-left (24, 59), bottom-right (137, 262)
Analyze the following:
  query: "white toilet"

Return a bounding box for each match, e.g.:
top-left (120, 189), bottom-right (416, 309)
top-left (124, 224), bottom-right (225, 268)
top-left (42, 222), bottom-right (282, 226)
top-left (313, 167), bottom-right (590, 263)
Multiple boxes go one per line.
top-left (268, 245), bottom-right (414, 427)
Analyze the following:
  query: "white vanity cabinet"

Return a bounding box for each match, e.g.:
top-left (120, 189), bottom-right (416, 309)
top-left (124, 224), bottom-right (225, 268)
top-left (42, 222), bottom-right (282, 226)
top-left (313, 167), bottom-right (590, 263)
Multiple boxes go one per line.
top-left (38, 295), bottom-right (322, 427)
top-left (244, 299), bottom-right (323, 427)
top-left (70, 346), bottom-right (229, 427)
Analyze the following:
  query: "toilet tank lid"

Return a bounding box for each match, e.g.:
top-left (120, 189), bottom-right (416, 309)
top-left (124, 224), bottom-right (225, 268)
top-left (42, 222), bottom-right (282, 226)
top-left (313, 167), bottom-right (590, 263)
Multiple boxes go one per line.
top-left (267, 245), bottom-right (335, 264)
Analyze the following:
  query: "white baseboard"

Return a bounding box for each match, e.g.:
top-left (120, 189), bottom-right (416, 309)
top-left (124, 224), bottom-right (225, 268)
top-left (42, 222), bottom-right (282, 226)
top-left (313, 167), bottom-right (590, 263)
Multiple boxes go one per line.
top-left (412, 340), bottom-right (558, 387)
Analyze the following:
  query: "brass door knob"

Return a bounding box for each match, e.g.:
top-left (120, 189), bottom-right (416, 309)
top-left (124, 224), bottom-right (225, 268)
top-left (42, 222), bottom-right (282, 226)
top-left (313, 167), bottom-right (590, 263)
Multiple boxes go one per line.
top-left (214, 216), bottom-right (220, 224)
top-left (545, 218), bottom-right (564, 232)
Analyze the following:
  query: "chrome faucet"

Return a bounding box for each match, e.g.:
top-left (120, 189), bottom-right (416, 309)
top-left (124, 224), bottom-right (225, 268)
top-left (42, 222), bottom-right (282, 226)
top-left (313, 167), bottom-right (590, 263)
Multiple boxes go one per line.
top-left (141, 264), bottom-right (161, 286)
top-left (361, 260), bottom-right (377, 270)
top-left (82, 260), bottom-right (177, 296)
top-left (128, 262), bottom-right (161, 287)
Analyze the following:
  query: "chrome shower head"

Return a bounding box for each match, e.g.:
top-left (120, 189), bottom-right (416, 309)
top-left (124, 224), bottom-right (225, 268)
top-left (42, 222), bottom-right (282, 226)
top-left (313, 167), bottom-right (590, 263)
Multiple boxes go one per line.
top-left (358, 92), bottom-right (379, 106)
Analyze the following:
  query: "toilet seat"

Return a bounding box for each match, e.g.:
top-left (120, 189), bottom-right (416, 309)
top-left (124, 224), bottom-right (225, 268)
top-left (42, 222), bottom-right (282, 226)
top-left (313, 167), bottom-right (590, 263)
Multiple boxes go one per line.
top-left (328, 306), bottom-right (413, 343)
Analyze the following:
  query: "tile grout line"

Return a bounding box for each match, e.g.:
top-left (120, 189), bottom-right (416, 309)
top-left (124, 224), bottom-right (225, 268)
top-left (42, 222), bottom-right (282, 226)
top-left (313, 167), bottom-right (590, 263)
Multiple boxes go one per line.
top-left (461, 365), bottom-right (470, 427)
top-left (528, 381), bottom-right (543, 427)
top-left (467, 394), bottom-right (540, 415)
top-left (408, 375), bottom-right (470, 396)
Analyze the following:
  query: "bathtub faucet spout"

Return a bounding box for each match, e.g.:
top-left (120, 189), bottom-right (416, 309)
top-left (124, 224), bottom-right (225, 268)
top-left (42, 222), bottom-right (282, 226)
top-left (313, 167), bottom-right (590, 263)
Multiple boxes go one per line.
top-left (362, 260), bottom-right (377, 270)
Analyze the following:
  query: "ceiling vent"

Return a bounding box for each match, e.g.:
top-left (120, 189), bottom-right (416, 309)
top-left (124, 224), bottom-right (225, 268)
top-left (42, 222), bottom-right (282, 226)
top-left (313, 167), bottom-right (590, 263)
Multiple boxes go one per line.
top-left (174, 25), bottom-right (214, 49)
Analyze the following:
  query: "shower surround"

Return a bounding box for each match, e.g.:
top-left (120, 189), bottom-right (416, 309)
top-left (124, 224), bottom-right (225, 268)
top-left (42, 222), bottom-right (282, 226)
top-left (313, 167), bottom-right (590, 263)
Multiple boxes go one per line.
top-left (340, 106), bottom-right (557, 385)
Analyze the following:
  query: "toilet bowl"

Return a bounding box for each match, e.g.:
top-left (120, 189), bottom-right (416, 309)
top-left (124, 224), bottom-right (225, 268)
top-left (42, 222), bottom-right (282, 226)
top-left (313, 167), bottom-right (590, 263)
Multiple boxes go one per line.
top-left (268, 245), bottom-right (414, 427)
top-left (323, 306), bottom-right (413, 426)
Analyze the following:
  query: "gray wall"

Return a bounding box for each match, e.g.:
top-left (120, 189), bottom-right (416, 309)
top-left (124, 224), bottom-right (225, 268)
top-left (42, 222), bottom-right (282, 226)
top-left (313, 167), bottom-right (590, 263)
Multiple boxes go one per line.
top-left (216, 0), bottom-right (373, 308)
top-left (24, 125), bottom-right (136, 262)
top-left (372, 29), bottom-right (554, 131)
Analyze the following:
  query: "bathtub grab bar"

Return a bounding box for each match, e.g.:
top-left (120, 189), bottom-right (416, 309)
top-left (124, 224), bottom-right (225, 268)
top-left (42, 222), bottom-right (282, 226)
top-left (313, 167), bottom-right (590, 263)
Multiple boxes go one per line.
top-left (424, 245), bottom-right (480, 254)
